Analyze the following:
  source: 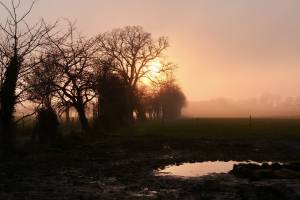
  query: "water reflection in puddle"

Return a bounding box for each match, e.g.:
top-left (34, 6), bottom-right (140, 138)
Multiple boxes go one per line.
top-left (156, 161), bottom-right (272, 177)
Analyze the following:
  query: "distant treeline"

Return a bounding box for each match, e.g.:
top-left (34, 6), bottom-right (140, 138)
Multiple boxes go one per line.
top-left (185, 94), bottom-right (300, 118)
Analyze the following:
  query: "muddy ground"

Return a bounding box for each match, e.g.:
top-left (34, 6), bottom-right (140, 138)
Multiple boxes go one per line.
top-left (1, 119), bottom-right (300, 199)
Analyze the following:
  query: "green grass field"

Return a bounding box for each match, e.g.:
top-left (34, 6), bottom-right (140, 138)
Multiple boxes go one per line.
top-left (15, 117), bottom-right (300, 147)
top-left (118, 118), bottom-right (300, 140)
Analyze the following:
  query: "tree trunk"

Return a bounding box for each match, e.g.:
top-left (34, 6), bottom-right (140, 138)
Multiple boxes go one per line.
top-left (124, 87), bottom-right (135, 124)
top-left (65, 106), bottom-right (70, 124)
top-left (0, 55), bottom-right (20, 155)
top-left (136, 106), bottom-right (147, 121)
top-left (75, 104), bottom-right (90, 133)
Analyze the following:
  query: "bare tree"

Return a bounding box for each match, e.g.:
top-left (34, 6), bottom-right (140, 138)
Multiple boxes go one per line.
top-left (24, 54), bottom-right (59, 109)
top-left (45, 24), bottom-right (97, 133)
top-left (0, 0), bottom-right (55, 153)
top-left (96, 26), bottom-right (169, 120)
top-left (142, 66), bottom-right (179, 120)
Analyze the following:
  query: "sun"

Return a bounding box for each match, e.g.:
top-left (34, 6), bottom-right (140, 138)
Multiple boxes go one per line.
top-left (141, 59), bottom-right (163, 85)
top-left (148, 59), bottom-right (162, 75)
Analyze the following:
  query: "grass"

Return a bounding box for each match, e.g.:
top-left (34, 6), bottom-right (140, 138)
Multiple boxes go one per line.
top-left (108, 118), bottom-right (300, 158)
top-left (117, 118), bottom-right (300, 141)
top-left (13, 117), bottom-right (300, 156)
top-left (15, 117), bottom-right (300, 144)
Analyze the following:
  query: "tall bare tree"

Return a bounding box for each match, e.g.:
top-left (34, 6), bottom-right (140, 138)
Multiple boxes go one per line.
top-left (45, 24), bottom-right (97, 132)
top-left (96, 26), bottom-right (169, 120)
top-left (0, 0), bottom-right (54, 153)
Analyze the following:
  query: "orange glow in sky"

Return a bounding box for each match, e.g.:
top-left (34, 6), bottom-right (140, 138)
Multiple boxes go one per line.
top-left (3, 0), bottom-right (300, 103)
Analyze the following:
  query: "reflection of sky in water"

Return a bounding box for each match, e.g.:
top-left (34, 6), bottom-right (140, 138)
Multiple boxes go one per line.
top-left (157, 161), bottom-right (269, 177)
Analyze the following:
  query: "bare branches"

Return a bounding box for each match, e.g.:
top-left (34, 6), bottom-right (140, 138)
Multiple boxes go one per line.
top-left (0, 0), bottom-right (180, 132)
top-left (96, 26), bottom-right (169, 88)
top-left (16, 0), bottom-right (36, 24)
top-left (0, 0), bottom-right (59, 150)
top-left (0, 0), bottom-right (53, 59)
top-left (30, 22), bottom-right (98, 131)
top-left (0, 0), bottom-right (57, 114)
top-left (14, 109), bottom-right (37, 124)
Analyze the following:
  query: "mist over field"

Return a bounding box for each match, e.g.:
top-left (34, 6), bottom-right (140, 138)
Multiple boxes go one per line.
top-left (184, 93), bottom-right (300, 118)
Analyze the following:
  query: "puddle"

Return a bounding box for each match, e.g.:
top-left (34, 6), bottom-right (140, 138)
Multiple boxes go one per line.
top-left (156, 161), bottom-right (275, 177)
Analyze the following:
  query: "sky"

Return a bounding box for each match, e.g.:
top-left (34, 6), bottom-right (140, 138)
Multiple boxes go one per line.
top-left (2, 0), bottom-right (300, 102)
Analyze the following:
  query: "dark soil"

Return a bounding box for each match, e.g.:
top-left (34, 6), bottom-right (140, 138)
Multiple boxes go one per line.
top-left (1, 119), bottom-right (300, 199)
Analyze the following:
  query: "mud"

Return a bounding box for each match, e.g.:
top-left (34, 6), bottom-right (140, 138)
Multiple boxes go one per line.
top-left (0, 135), bottom-right (300, 199)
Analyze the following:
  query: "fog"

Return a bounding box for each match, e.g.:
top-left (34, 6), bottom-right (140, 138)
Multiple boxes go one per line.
top-left (184, 93), bottom-right (300, 118)
top-left (4, 0), bottom-right (300, 118)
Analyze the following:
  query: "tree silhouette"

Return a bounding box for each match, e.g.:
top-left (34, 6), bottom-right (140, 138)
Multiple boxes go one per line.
top-left (152, 81), bottom-right (186, 120)
top-left (25, 54), bottom-right (59, 109)
top-left (33, 107), bottom-right (60, 145)
top-left (44, 23), bottom-right (97, 133)
top-left (0, 49), bottom-right (9, 112)
top-left (24, 54), bottom-right (62, 144)
top-left (0, 0), bottom-right (55, 154)
top-left (96, 26), bottom-right (169, 121)
top-left (95, 59), bottom-right (130, 129)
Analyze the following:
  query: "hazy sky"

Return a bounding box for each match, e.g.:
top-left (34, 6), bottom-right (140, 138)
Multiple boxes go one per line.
top-left (2, 0), bottom-right (300, 101)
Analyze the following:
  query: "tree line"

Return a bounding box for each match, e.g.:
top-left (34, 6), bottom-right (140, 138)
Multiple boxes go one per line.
top-left (0, 0), bottom-right (186, 154)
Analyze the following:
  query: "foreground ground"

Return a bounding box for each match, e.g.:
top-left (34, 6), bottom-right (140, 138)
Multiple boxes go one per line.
top-left (1, 118), bottom-right (300, 199)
